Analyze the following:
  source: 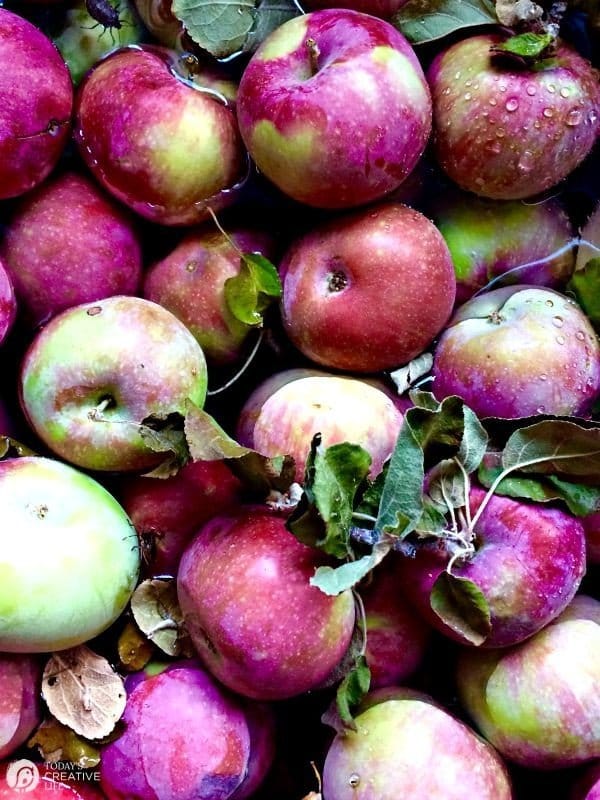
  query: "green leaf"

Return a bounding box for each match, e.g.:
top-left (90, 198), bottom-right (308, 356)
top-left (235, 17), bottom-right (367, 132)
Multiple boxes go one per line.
top-left (355, 466), bottom-right (388, 519)
top-left (388, 352), bottom-right (432, 395)
top-left (393, 0), bottom-right (497, 45)
top-left (458, 406), bottom-right (489, 473)
top-left (375, 417), bottom-right (424, 536)
top-left (310, 541), bottom-right (392, 596)
top-left (335, 656), bottom-right (371, 732)
top-left (567, 258), bottom-right (600, 331)
top-left (224, 253), bottom-right (282, 327)
top-left (430, 572), bottom-right (491, 645)
top-left (0, 436), bottom-right (37, 459)
top-left (139, 412), bottom-right (189, 478)
top-left (427, 459), bottom-right (467, 511)
top-left (415, 498), bottom-right (450, 536)
top-left (491, 32), bottom-right (555, 60)
top-left (172, 0), bottom-right (300, 60)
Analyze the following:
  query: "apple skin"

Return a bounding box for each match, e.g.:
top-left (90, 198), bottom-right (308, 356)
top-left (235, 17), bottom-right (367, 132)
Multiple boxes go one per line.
top-left (398, 486), bottom-right (586, 648)
top-left (236, 9), bottom-right (432, 209)
top-left (177, 507), bottom-right (356, 700)
top-left (279, 202), bottom-right (455, 372)
top-left (19, 296), bottom-right (208, 472)
top-left (118, 459), bottom-right (243, 576)
top-left (457, 594), bottom-right (600, 769)
top-left (0, 171), bottom-right (142, 328)
top-left (582, 512), bottom-right (600, 564)
top-left (0, 655), bottom-right (41, 759)
top-left (238, 373), bottom-right (404, 483)
top-left (0, 764), bottom-right (103, 800)
top-left (428, 34), bottom-right (600, 200)
top-left (429, 191), bottom-right (575, 305)
top-left (322, 687), bottom-right (513, 799)
top-left (0, 259), bottom-right (17, 347)
top-left (74, 45), bottom-right (246, 225)
top-left (0, 456), bottom-right (140, 653)
top-left (0, 9), bottom-right (73, 200)
top-left (143, 225), bottom-right (275, 365)
top-left (303, 0), bottom-right (410, 19)
top-left (571, 763), bottom-right (600, 800)
top-left (432, 285), bottom-right (600, 418)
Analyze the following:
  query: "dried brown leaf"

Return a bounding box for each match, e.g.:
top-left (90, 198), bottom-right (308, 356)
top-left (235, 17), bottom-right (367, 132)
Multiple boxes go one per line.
top-left (117, 620), bottom-right (155, 672)
top-left (28, 717), bottom-right (101, 768)
top-left (130, 578), bottom-right (189, 657)
top-left (495, 0), bottom-right (543, 25)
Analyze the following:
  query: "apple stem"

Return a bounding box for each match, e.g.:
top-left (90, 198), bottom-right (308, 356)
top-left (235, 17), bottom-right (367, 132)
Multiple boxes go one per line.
top-left (88, 396), bottom-right (113, 421)
top-left (305, 38), bottom-right (321, 76)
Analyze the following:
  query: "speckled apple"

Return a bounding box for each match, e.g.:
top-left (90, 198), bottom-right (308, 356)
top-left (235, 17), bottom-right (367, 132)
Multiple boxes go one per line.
top-left (0, 654), bottom-right (41, 759)
top-left (0, 456), bottom-right (139, 653)
top-left (1, 171), bottom-right (142, 327)
top-left (75, 46), bottom-right (245, 225)
top-left (143, 225), bottom-right (275, 364)
top-left (20, 296), bottom-right (207, 472)
top-left (432, 285), bottom-right (600, 418)
top-left (322, 688), bottom-right (513, 799)
top-left (177, 507), bottom-right (356, 700)
top-left (398, 486), bottom-right (586, 648)
top-left (0, 9), bottom-right (73, 200)
top-left (236, 9), bottom-right (432, 208)
top-left (428, 33), bottom-right (600, 200)
top-left (457, 594), bottom-right (600, 769)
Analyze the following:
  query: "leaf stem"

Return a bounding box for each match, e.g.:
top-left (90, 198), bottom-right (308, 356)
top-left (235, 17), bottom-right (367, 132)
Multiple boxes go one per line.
top-left (351, 511), bottom-right (377, 524)
top-left (353, 590), bottom-right (368, 659)
top-left (207, 329), bottom-right (264, 396)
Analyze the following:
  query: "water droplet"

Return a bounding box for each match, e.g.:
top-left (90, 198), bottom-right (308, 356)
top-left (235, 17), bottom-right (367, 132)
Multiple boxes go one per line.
top-left (552, 315), bottom-right (564, 328)
top-left (547, 84), bottom-right (556, 93)
top-left (545, 299), bottom-right (554, 307)
top-left (454, 71), bottom-right (462, 80)
top-left (543, 107), bottom-right (554, 118)
top-left (526, 84), bottom-right (537, 96)
top-left (589, 110), bottom-right (598, 125)
top-left (486, 140), bottom-right (502, 154)
top-left (576, 331), bottom-right (586, 341)
top-left (489, 98), bottom-right (498, 107)
top-left (349, 774), bottom-right (361, 788)
top-left (499, 83), bottom-right (507, 93)
top-left (442, 87), bottom-right (451, 96)
top-left (465, 79), bottom-right (472, 87)
top-left (517, 151), bottom-right (535, 172)
top-left (536, 406), bottom-right (546, 413)
top-left (496, 128), bottom-right (506, 139)
top-left (506, 98), bottom-right (519, 112)
top-left (567, 109), bottom-right (582, 127)
top-left (464, 92), bottom-right (472, 101)
top-left (560, 86), bottom-right (570, 98)
top-left (539, 374), bottom-right (548, 381)
top-left (556, 335), bottom-right (566, 345)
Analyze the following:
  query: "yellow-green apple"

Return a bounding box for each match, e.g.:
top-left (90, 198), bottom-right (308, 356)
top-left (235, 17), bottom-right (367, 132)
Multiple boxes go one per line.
top-left (236, 9), bottom-right (432, 208)
top-left (1, 171), bottom-right (142, 327)
top-left (398, 486), bottom-right (586, 648)
top-left (177, 507), bottom-right (356, 700)
top-left (0, 260), bottom-right (17, 346)
top-left (432, 285), bottom-right (600, 418)
top-left (74, 46), bottom-right (245, 225)
top-left (143, 225), bottom-right (275, 365)
top-left (279, 202), bottom-right (455, 372)
top-left (0, 8), bottom-right (73, 200)
top-left (428, 33), bottom-right (600, 200)
top-left (19, 296), bottom-right (207, 472)
top-left (0, 654), bottom-right (41, 759)
top-left (322, 688), bottom-right (513, 799)
top-left (0, 456), bottom-right (139, 652)
top-left (237, 372), bottom-right (404, 483)
top-left (457, 594), bottom-right (600, 768)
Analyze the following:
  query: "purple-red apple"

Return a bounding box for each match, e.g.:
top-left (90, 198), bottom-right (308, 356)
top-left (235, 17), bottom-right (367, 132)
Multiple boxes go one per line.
top-left (577, 203), bottom-right (600, 271)
top-left (279, 202), bottom-right (455, 372)
top-left (582, 513), bottom-right (600, 564)
top-left (0, 260), bottom-right (17, 346)
top-left (236, 9), bottom-right (432, 208)
top-left (75, 45), bottom-right (245, 225)
top-left (143, 224), bottom-right (275, 364)
top-left (19, 296), bottom-right (207, 472)
top-left (0, 456), bottom-right (139, 652)
top-left (398, 486), bottom-right (586, 648)
top-left (0, 9), bottom-right (73, 200)
top-left (231, 701), bottom-right (276, 800)
top-left (119, 459), bottom-right (243, 576)
top-left (432, 285), bottom-right (600, 418)
top-left (1, 171), bottom-right (142, 327)
top-left (428, 33), bottom-right (600, 199)
top-left (303, 0), bottom-right (410, 19)
top-left (322, 688), bottom-right (513, 799)
top-left (177, 507), bottom-right (356, 700)
top-left (237, 373), bottom-right (404, 483)
top-left (457, 594), bottom-right (600, 768)
top-left (0, 655), bottom-right (41, 759)
top-left (429, 191), bottom-right (576, 304)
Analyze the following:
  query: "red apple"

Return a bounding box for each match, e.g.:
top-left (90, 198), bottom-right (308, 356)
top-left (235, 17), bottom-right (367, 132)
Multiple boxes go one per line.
top-left (0, 763), bottom-right (103, 799)
top-left (303, 0), bottom-right (410, 19)
top-left (279, 202), bottom-right (456, 372)
top-left (0, 8), bottom-right (73, 200)
top-left (577, 203), bottom-right (600, 271)
top-left (0, 655), bottom-right (41, 759)
top-left (1, 171), bottom-right (142, 327)
top-left (236, 9), bottom-right (432, 208)
top-left (428, 33), bottom-right (600, 199)
top-left (177, 507), bottom-right (356, 700)
top-left (582, 512), bottom-right (600, 564)
top-left (0, 260), bottom-right (17, 347)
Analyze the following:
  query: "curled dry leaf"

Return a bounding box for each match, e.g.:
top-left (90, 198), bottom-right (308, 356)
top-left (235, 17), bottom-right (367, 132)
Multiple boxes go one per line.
top-left (130, 578), bottom-right (190, 657)
top-left (495, 0), bottom-right (544, 26)
top-left (117, 619), bottom-right (155, 672)
top-left (28, 717), bottom-right (101, 768)
top-left (41, 646), bottom-right (126, 740)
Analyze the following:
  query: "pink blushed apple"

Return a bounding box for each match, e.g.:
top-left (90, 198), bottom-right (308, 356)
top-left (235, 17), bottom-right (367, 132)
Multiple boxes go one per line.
top-left (303, 0), bottom-right (410, 19)
top-left (236, 9), bottom-right (432, 208)
top-left (0, 260), bottom-right (17, 347)
top-left (0, 654), bottom-right (41, 759)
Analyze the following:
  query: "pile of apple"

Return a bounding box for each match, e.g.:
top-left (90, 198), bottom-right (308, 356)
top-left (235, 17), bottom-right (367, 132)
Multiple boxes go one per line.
top-left (1, 0), bottom-right (600, 798)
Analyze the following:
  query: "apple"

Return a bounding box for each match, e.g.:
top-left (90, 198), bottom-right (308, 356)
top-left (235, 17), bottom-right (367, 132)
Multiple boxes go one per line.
top-left (143, 224), bottom-right (275, 365)
top-left (429, 190), bottom-right (575, 305)
top-left (432, 285), bottom-right (600, 419)
top-left (582, 513), bottom-right (600, 564)
top-left (231, 700), bottom-right (276, 800)
top-left (0, 260), bottom-right (17, 347)
top-left (0, 763), bottom-right (103, 800)
top-left (237, 373), bottom-right (404, 483)
top-left (118, 459), bottom-right (242, 576)
top-left (177, 507), bottom-right (356, 700)
top-left (0, 8), bottom-right (73, 200)
top-left (571, 763), bottom-right (600, 800)
top-left (279, 202), bottom-right (456, 372)
top-left (577, 203), bottom-right (600, 271)
top-left (322, 688), bottom-right (513, 799)
top-left (236, 9), bottom-right (432, 208)
top-left (457, 594), bottom-right (600, 769)
top-left (132, 0), bottom-right (184, 48)
top-left (0, 171), bottom-right (142, 328)
top-left (428, 33), bottom-right (600, 200)
top-left (0, 456), bottom-right (140, 652)
top-left (398, 485), bottom-right (586, 648)
top-left (19, 295), bottom-right (208, 472)
top-left (74, 45), bottom-right (246, 225)
top-left (303, 0), bottom-right (410, 19)
top-left (0, 655), bottom-right (41, 759)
